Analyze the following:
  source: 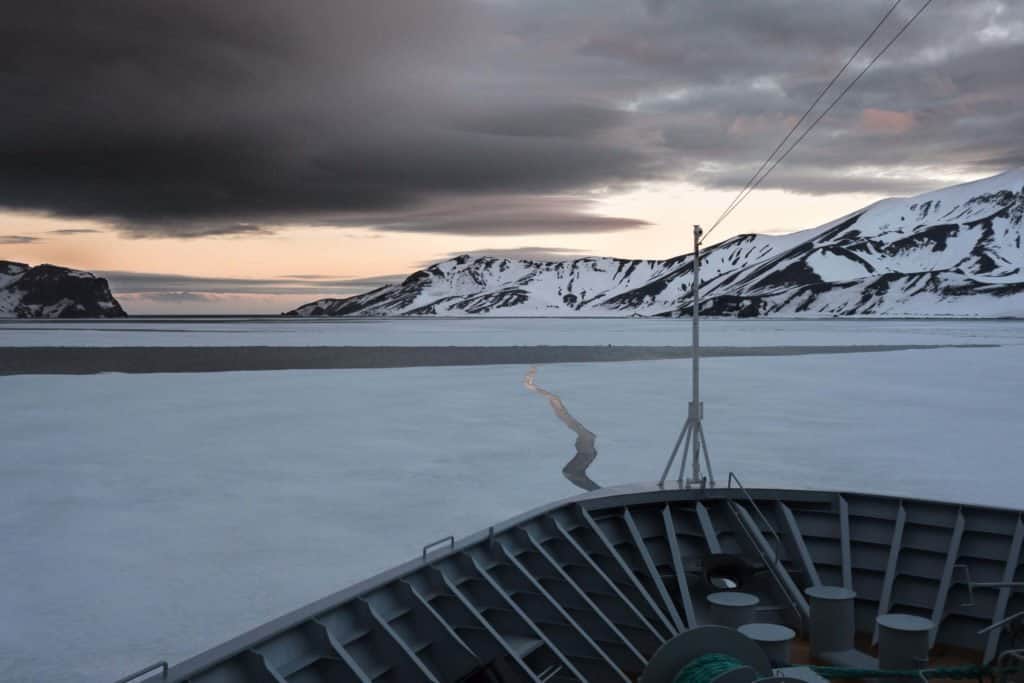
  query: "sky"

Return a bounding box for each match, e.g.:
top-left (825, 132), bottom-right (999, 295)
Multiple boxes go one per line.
top-left (2, 0), bottom-right (1023, 314)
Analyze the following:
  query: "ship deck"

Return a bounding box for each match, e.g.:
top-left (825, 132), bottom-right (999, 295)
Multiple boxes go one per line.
top-left (143, 483), bottom-right (1024, 683)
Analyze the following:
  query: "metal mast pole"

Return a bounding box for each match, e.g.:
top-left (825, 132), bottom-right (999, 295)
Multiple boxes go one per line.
top-left (659, 224), bottom-right (715, 489)
top-left (690, 225), bottom-right (703, 485)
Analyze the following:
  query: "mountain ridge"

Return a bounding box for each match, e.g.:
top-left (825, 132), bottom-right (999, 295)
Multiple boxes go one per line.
top-left (296, 167), bottom-right (1021, 318)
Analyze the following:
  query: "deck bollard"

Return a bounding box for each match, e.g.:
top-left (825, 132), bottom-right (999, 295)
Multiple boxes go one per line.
top-left (708, 591), bottom-right (760, 628)
top-left (876, 614), bottom-right (932, 669)
top-left (738, 623), bottom-right (796, 665)
top-left (804, 586), bottom-right (857, 656)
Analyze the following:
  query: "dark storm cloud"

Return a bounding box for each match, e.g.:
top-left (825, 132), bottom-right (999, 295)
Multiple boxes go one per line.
top-left (2, 0), bottom-right (1022, 236)
top-left (453, 104), bottom-right (629, 139)
top-left (0, 0), bottom-right (654, 237)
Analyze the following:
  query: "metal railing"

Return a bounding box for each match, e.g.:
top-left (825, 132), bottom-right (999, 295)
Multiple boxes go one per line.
top-left (980, 612), bottom-right (1024, 637)
top-left (728, 472), bottom-right (783, 559)
top-left (113, 661), bottom-right (167, 683)
top-left (956, 564), bottom-right (1024, 607)
top-left (726, 472), bottom-right (805, 634)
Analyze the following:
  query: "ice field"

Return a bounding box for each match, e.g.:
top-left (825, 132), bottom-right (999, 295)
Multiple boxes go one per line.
top-left (1, 318), bottom-right (1023, 681)
top-left (2, 315), bottom-right (1023, 348)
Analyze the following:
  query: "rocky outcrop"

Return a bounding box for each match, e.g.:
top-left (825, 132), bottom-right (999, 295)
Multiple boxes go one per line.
top-left (0, 261), bottom-right (127, 318)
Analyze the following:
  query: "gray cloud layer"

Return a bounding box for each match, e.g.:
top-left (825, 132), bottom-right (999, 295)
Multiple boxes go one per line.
top-left (3, 1), bottom-right (1022, 237)
top-left (324, 195), bottom-right (650, 235)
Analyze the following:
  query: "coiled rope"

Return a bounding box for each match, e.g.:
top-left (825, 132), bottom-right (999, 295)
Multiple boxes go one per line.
top-left (673, 653), bottom-right (746, 683)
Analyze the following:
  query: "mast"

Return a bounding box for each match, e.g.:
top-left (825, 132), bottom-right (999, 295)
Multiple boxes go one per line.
top-left (690, 225), bottom-right (704, 485)
top-left (659, 224), bottom-right (715, 489)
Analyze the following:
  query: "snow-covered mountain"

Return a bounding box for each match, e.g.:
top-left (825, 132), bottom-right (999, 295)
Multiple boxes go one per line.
top-left (289, 169), bottom-right (1024, 318)
top-left (0, 261), bottom-right (126, 318)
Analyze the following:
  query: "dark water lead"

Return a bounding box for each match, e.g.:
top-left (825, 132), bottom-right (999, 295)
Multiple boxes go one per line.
top-left (524, 367), bottom-right (600, 491)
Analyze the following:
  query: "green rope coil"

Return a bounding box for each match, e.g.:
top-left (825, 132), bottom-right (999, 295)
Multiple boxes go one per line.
top-left (673, 653), bottom-right (746, 683)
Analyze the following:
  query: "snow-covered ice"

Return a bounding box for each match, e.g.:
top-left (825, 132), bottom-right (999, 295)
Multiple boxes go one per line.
top-left (2, 332), bottom-right (1024, 681)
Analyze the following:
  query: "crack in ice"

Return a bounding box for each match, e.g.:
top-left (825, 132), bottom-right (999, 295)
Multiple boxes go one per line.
top-left (524, 366), bottom-right (600, 491)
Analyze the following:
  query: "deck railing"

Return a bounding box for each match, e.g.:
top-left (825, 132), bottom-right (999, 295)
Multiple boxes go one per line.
top-left (727, 472), bottom-right (807, 633)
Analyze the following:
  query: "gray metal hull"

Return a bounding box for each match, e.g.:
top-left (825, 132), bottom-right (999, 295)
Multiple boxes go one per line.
top-left (155, 484), bottom-right (1024, 682)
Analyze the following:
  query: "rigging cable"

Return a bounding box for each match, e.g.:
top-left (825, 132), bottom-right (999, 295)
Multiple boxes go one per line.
top-left (701, 0), bottom-right (935, 245)
top-left (708, 0), bottom-right (905, 236)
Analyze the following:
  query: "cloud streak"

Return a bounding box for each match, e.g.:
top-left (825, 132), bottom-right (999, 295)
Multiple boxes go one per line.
top-left (324, 195), bottom-right (651, 235)
top-left (48, 228), bottom-right (102, 235)
top-left (101, 270), bottom-right (403, 297)
top-left (431, 246), bottom-right (595, 263)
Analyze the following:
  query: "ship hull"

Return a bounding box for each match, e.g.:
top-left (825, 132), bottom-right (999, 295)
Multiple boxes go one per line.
top-left (153, 484), bottom-right (1024, 682)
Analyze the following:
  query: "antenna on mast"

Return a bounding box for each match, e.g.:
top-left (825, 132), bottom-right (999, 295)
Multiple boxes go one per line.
top-left (659, 224), bottom-right (715, 489)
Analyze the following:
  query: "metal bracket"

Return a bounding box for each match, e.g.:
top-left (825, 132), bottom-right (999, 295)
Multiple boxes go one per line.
top-left (422, 535), bottom-right (455, 561)
top-left (728, 472), bottom-right (782, 560)
top-left (659, 224), bottom-right (716, 490)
